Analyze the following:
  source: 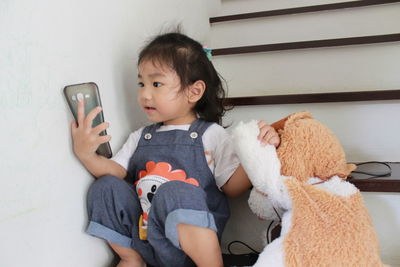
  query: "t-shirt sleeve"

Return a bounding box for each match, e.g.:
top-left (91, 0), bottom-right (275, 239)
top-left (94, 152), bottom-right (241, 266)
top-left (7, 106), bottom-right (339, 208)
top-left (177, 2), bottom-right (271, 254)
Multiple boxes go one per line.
top-left (111, 127), bottom-right (144, 170)
top-left (204, 124), bottom-right (240, 189)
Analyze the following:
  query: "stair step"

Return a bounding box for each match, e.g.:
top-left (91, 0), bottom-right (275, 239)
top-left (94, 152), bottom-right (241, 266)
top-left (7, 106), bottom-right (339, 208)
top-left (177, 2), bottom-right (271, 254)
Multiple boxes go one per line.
top-left (209, 2), bottom-right (400, 49)
top-left (224, 90), bottom-right (400, 106)
top-left (212, 42), bottom-right (400, 98)
top-left (210, 0), bottom-right (400, 23)
top-left (212, 33), bottom-right (400, 56)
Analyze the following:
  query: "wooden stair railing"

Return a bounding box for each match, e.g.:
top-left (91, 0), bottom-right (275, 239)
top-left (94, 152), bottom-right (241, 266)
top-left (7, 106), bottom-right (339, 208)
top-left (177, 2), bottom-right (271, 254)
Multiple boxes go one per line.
top-left (211, 1), bottom-right (400, 192)
top-left (210, 0), bottom-right (400, 23)
top-left (223, 90), bottom-right (400, 106)
top-left (212, 33), bottom-right (400, 56)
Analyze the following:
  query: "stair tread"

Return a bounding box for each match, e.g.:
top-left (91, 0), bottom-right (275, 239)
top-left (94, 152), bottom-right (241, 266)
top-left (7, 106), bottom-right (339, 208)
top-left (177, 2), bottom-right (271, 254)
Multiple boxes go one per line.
top-left (210, 0), bottom-right (400, 23)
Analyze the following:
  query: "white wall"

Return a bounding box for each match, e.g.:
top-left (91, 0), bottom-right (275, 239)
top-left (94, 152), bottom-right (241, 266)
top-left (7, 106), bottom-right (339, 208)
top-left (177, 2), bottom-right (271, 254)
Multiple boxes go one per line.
top-left (213, 0), bottom-right (400, 266)
top-left (0, 1), bottom-right (219, 266)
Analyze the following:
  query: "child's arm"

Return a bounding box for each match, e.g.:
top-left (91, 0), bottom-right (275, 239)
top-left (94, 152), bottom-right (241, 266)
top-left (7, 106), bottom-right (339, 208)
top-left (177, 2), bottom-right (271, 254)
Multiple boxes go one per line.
top-left (221, 165), bottom-right (251, 197)
top-left (221, 121), bottom-right (280, 197)
top-left (71, 99), bottom-right (127, 179)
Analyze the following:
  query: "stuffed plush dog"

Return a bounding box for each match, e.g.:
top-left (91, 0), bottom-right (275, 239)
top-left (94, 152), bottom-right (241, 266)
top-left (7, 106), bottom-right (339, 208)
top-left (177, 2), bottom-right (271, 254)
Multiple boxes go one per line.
top-left (232, 112), bottom-right (386, 267)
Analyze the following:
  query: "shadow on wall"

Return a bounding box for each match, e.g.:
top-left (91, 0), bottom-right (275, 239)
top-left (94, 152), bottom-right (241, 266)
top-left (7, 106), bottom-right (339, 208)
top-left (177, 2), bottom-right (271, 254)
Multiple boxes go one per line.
top-left (118, 51), bottom-right (148, 131)
top-left (107, 252), bottom-right (120, 267)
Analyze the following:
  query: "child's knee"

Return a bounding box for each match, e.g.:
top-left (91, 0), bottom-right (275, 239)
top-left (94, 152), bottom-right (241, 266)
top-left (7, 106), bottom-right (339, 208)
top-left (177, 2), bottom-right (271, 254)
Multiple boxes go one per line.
top-left (87, 175), bottom-right (131, 202)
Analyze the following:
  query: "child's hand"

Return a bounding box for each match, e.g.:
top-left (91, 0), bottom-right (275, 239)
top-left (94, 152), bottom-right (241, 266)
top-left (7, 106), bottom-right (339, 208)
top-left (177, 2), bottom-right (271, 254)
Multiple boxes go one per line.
top-left (71, 99), bottom-right (111, 161)
top-left (257, 120), bottom-right (280, 147)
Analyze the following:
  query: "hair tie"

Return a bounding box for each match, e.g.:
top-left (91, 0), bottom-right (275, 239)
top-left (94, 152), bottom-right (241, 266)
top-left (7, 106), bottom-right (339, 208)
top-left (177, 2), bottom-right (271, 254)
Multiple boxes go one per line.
top-left (203, 46), bottom-right (212, 61)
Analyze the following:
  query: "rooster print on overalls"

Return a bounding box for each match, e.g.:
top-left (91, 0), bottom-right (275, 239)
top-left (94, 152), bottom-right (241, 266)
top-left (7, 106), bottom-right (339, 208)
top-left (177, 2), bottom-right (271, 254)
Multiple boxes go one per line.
top-left (135, 161), bottom-right (200, 240)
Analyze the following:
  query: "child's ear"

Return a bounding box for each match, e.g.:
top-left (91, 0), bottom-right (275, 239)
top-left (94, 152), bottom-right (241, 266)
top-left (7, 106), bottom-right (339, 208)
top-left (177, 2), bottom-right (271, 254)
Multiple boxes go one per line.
top-left (187, 80), bottom-right (206, 103)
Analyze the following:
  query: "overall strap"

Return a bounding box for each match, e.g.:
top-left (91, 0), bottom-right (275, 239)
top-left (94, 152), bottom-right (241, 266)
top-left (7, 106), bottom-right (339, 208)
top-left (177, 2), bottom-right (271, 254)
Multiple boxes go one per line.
top-left (188, 119), bottom-right (214, 138)
top-left (140, 122), bottom-right (162, 141)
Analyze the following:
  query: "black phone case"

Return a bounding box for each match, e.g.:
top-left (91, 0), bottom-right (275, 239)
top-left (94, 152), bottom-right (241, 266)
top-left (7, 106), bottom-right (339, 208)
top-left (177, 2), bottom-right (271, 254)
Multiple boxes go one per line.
top-left (63, 82), bottom-right (112, 158)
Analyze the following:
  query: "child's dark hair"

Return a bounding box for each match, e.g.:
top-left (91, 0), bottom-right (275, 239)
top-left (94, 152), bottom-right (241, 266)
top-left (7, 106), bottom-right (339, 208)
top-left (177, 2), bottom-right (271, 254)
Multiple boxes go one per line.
top-left (138, 32), bottom-right (230, 124)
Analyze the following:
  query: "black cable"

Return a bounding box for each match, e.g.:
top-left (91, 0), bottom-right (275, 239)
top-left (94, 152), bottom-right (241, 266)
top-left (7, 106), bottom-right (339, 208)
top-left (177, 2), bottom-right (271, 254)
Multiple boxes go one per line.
top-left (350, 161), bottom-right (392, 179)
top-left (272, 206), bottom-right (282, 222)
top-left (266, 220), bottom-right (275, 244)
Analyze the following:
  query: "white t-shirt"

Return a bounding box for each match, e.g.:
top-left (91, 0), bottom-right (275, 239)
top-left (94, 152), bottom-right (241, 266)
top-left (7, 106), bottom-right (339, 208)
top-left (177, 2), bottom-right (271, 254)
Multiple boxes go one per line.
top-left (111, 123), bottom-right (240, 189)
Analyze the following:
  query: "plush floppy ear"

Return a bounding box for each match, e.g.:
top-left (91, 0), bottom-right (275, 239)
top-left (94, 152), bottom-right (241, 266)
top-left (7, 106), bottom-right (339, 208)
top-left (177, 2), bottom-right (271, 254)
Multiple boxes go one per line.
top-left (271, 117), bottom-right (288, 132)
top-left (271, 111), bottom-right (313, 132)
top-left (187, 80), bottom-right (206, 103)
top-left (276, 111), bottom-right (354, 181)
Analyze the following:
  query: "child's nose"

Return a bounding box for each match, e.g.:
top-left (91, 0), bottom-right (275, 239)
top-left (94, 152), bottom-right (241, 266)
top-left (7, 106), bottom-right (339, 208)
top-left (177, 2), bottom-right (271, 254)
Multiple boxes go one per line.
top-left (140, 86), bottom-right (152, 100)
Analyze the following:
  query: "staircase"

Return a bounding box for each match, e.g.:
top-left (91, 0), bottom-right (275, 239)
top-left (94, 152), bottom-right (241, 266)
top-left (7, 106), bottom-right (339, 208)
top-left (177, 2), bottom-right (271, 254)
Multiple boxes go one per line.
top-left (208, 0), bottom-right (400, 266)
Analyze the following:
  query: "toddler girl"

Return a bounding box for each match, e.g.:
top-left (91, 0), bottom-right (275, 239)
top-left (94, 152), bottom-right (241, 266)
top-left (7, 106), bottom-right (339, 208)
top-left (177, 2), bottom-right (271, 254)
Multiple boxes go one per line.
top-left (71, 32), bottom-right (279, 267)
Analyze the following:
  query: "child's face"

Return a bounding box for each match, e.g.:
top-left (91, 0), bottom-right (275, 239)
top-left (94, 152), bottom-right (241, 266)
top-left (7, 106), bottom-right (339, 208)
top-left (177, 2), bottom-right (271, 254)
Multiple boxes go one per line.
top-left (137, 60), bottom-right (196, 125)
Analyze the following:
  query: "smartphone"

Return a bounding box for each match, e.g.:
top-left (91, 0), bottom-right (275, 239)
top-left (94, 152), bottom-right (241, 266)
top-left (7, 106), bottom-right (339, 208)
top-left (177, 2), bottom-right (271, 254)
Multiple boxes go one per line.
top-left (63, 82), bottom-right (112, 158)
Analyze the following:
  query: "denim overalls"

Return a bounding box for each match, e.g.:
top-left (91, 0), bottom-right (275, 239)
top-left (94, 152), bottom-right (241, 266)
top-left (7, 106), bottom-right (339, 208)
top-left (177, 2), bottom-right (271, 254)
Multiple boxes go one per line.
top-left (86, 119), bottom-right (230, 267)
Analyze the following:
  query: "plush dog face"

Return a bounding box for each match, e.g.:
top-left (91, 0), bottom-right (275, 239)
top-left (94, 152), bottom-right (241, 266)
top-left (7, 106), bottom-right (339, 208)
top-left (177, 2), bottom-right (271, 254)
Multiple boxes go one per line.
top-left (271, 112), bottom-right (356, 182)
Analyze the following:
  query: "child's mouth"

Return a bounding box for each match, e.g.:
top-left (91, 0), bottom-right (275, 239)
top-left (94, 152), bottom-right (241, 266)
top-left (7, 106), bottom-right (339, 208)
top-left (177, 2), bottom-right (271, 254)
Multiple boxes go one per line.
top-left (145, 106), bottom-right (156, 112)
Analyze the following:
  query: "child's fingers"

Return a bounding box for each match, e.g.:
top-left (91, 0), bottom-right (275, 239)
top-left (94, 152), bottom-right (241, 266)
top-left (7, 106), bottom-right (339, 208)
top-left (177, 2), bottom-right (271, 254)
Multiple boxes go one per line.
top-left (257, 120), bottom-right (267, 129)
top-left (262, 132), bottom-right (280, 147)
top-left (97, 134), bottom-right (112, 145)
top-left (92, 122), bottom-right (109, 135)
top-left (257, 120), bottom-right (265, 140)
top-left (260, 131), bottom-right (272, 146)
top-left (257, 120), bottom-right (280, 147)
top-left (269, 136), bottom-right (280, 147)
top-left (77, 99), bottom-right (85, 126)
top-left (257, 121), bottom-right (273, 140)
top-left (84, 106), bottom-right (102, 128)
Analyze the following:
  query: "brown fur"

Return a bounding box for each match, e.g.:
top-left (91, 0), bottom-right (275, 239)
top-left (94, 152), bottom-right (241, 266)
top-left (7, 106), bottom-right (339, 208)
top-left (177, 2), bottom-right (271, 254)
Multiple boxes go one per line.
top-left (271, 112), bottom-right (385, 266)
top-left (272, 112), bottom-right (356, 182)
top-left (284, 178), bottom-right (384, 267)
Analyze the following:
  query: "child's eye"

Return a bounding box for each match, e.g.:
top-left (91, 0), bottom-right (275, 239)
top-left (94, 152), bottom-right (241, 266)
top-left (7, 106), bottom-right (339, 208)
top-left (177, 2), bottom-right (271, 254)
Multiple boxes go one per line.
top-left (138, 82), bottom-right (144, 87)
top-left (153, 82), bottom-right (162, 88)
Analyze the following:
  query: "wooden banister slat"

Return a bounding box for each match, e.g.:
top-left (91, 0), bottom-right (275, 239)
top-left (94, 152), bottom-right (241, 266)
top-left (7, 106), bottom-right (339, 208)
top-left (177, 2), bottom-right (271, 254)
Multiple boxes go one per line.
top-left (349, 179), bottom-right (400, 192)
top-left (348, 163), bottom-right (400, 192)
top-left (210, 0), bottom-right (400, 23)
top-left (224, 90), bottom-right (400, 106)
top-left (213, 33), bottom-right (400, 56)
